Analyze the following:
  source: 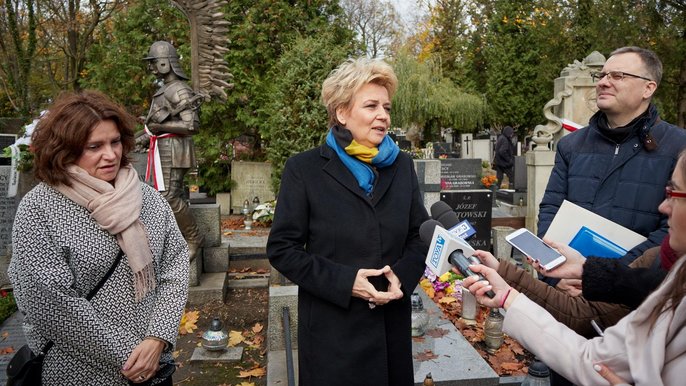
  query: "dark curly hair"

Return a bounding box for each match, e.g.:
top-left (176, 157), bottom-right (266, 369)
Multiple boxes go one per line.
top-left (31, 90), bottom-right (136, 186)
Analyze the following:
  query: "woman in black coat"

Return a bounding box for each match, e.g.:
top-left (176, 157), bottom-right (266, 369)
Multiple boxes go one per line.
top-left (267, 57), bottom-right (429, 386)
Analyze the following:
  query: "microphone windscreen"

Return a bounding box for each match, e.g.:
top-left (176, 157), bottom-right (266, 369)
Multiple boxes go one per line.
top-left (432, 200), bottom-right (460, 229)
top-left (430, 200), bottom-right (453, 220)
top-left (419, 219), bottom-right (442, 245)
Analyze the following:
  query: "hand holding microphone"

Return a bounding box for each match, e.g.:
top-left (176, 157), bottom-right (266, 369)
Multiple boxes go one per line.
top-left (462, 264), bottom-right (516, 309)
top-left (420, 219), bottom-right (495, 298)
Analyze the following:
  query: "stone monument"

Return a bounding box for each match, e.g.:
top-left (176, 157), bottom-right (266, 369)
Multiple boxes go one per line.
top-left (526, 51), bottom-right (605, 233)
top-left (137, 0), bottom-right (234, 285)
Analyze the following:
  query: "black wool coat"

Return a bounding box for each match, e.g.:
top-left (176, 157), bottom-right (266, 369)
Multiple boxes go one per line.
top-left (267, 144), bottom-right (429, 386)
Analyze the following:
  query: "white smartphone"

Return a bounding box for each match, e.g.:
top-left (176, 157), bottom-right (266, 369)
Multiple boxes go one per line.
top-left (505, 228), bottom-right (566, 271)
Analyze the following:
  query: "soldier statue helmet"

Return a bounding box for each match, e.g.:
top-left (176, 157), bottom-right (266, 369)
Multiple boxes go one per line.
top-left (143, 41), bottom-right (189, 80)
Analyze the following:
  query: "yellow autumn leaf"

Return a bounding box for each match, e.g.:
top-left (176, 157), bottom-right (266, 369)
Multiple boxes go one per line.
top-left (228, 330), bottom-right (244, 346)
top-left (438, 296), bottom-right (457, 304)
top-left (237, 367), bottom-right (266, 378)
top-left (438, 271), bottom-right (452, 282)
top-left (419, 278), bottom-right (432, 290)
top-left (251, 322), bottom-right (264, 334)
top-left (179, 310), bottom-right (199, 335)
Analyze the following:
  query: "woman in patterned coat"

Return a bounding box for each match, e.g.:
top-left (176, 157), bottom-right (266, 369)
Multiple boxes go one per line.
top-left (8, 90), bottom-right (189, 385)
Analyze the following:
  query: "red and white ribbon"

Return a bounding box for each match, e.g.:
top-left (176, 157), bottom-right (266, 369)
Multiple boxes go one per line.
top-left (144, 125), bottom-right (176, 191)
top-left (561, 119), bottom-right (584, 132)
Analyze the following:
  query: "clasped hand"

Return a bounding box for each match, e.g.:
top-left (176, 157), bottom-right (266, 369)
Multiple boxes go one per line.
top-left (352, 265), bottom-right (403, 306)
top-left (121, 338), bottom-right (165, 383)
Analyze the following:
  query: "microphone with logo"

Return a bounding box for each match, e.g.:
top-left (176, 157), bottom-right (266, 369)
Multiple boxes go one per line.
top-left (430, 200), bottom-right (477, 240)
top-left (419, 219), bottom-right (495, 298)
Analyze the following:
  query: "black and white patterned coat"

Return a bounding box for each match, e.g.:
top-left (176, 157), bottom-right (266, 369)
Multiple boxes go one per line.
top-left (9, 182), bottom-right (189, 385)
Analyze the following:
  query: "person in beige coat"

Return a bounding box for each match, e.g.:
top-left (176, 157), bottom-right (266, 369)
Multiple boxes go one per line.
top-left (462, 148), bottom-right (686, 386)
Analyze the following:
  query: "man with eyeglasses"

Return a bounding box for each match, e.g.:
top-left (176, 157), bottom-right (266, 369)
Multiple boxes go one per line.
top-left (536, 45), bottom-right (686, 386)
top-left (538, 46), bottom-right (686, 285)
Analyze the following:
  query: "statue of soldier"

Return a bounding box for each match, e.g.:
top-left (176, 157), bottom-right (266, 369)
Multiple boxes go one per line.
top-left (141, 41), bottom-right (204, 261)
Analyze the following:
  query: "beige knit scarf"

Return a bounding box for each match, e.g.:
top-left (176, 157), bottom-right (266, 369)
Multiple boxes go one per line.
top-left (56, 164), bottom-right (155, 301)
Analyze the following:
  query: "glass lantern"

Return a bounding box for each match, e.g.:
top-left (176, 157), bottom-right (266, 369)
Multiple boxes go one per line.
top-left (484, 308), bottom-right (504, 353)
top-left (410, 292), bottom-right (429, 337)
top-left (202, 318), bottom-right (228, 351)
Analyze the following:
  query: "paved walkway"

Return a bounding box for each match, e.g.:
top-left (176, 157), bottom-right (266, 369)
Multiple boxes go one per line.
top-left (0, 311), bottom-right (26, 383)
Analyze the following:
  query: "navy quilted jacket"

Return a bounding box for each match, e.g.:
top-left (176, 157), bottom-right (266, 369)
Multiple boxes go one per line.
top-left (537, 109), bottom-right (686, 264)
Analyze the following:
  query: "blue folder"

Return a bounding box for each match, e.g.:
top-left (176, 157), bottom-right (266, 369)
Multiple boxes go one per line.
top-left (568, 226), bottom-right (627, 259)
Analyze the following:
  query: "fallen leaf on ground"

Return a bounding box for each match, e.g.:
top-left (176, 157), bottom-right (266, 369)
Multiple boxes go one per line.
top-left (501, 362), bottom-right (524, 372)
top-left (179, 310), bottom-right (199, 335)
top-left (0, 347), bottom-right (14, 355)
top-left (229, 330), bottom-right (244, 346)
top-left (414, 349), bottom-right (439, 362)
top-left (237, 367), bottom-right (266, 378)
top-left (252, 323), bottom-right (263, 333)
top-left (425, 328), bottom-right (449, 338)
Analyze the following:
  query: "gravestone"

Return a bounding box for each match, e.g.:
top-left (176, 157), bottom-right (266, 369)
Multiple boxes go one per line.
top-left (496, 155), bottom-right (528, 205)
top-left (472, 139), bottom-right (491, 162)
top-left (231, 161), bottom-right (275, 213)
top-left (440, 159), bottom-right (482, 190)
top-left (440, 190), bottom-right (493, 250)
top-left (459, 133), bottom-right (474, 158)
top-left (413, 159), bottom-right (441, 210)
top-left (513, 155), bottom-right (527, 191)
top-left (0, 166), bottom-right (17, 287)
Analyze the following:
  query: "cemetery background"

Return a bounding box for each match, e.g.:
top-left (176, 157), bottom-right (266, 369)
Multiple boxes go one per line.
top-left (1, 1), bottom-right (685, 385)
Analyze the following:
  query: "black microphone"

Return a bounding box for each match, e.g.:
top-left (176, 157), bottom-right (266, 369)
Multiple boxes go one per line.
top-left (430, 200), bottom-right (461, 229)
top-left (419, 220), bottom-right (495, 298)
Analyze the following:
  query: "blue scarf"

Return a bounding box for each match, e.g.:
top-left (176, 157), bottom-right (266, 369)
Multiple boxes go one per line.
top-left (326, 126), bottom-right (399, 196)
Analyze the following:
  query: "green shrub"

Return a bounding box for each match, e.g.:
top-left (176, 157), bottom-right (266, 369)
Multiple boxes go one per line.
top-left (0, 291), bottom-right (18, 325)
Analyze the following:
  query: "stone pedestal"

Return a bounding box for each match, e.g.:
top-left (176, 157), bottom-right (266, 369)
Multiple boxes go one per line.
top-left (190, 203), bottom-right (222, 247)
top-left (215, 192), bottom-right (231, 215)
top-left (525, 150), bottom-right (555, 235)
top-left (413, 159), bottom-right (441, 211)
top-left (492, 226), bottom-right (515, 262)
top-left (268, 285), bottom-right (299, 351)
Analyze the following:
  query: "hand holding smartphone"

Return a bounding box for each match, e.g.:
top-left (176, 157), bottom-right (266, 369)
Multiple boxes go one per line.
top-left (505, 228), bottom-right (566, 271)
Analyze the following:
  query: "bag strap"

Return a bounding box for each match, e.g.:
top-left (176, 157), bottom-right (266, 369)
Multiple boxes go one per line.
top-left (40, 249), bottom-right (124, 355)
top-left (86, 249), bottom-right (124, 300)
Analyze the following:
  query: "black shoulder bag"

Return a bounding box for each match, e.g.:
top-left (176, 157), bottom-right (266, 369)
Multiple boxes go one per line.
top-left (6, 249), bottom-right (124, 386)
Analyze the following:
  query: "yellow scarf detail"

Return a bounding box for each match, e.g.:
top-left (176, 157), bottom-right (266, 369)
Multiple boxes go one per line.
top-left (345, 140), bottom-right (379, 164)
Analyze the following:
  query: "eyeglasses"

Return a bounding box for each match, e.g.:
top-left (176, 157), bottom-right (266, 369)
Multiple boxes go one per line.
top-left (665, 186), bottom-right (686, 200)
top-left (591, 71), bottom-right (652, 82)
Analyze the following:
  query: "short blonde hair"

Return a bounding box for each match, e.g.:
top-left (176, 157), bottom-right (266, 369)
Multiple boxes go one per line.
top-left (321, 57), bottom-right (398, 128)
